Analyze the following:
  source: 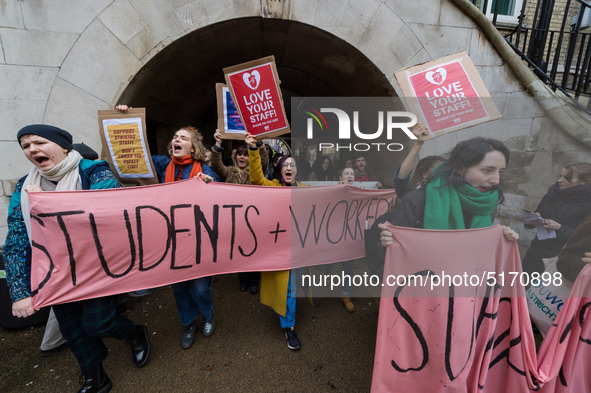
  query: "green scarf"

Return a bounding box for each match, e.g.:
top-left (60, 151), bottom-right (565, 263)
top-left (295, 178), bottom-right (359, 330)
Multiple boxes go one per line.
top-left (424, 172), bottom-right (499, 230)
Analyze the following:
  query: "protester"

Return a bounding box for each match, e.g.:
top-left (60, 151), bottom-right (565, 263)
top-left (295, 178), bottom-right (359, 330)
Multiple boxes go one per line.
top-left (310, 156), bottom-right (335, 181)
top-left (39, 142), bottom-right (103, 356)
top-left (211, 129), bottom-right (268, 294)
top-left (267, 152), bottom-right (284, 181)
top-left (154, 126), bottom-right (217, 349)
top-left (556, 214), bottom-right (591, 282)
top-left (40, 142), bottom-right (105, 355)
top-left (5, 124), bottom-right (150, 393)
top-left (263, 144), bottom-right (276, 179)
top-left (203, 142), bottom-right (213, 167)
top-left (393, 123), bottom-right (443, 199)
top-left (373, 137), bottom-right (519, 256)
top-left (116, 105), bottom-right (216, 350)
top-left (246, 132), bottom-right (302, 350)
top-left (339, 167), bottom-right (355, 185)
top-left (353, 154), bottom-right (382, 187)
top-left (294, 153), bottom-right (312, 181)
top-left (521, 162), bottom-right (591, 276)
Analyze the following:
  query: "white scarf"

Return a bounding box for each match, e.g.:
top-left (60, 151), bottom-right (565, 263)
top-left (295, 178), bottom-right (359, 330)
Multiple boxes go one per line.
top-left (21, 150), bottom-right (83, 242)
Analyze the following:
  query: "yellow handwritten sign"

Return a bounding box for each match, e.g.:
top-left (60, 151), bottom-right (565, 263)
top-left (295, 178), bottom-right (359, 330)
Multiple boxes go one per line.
top-left (98, 108), bottom-right (158, 186)
top-left (107, 123), bottom-right (150, 174)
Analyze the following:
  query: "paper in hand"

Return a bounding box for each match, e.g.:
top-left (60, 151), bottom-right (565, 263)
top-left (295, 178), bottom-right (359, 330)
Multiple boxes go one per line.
top-left (521, 210), bottom-right (556, 240)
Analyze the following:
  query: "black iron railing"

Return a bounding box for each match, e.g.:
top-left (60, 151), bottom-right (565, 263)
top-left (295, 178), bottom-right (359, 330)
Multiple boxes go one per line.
top-left (472, 0), bottom-right (591, 110)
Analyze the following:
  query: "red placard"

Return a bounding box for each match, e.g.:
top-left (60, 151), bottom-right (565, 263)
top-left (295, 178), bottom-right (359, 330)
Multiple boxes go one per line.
top-left (223, 56), bottom-right (290, 139)
top-left (395, 52), bottom-right (501, 138)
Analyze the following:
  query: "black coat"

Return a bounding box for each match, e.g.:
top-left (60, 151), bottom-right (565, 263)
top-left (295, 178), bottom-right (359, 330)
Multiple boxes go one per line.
top-left (522, 184), bottom-right (591, 275)
top-left (365, 188), bottom-right (426, 274)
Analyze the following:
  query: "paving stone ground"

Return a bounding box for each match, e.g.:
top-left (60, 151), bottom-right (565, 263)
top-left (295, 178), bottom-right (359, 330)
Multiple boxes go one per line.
top-left (0, 273), bottom-right (379, 393)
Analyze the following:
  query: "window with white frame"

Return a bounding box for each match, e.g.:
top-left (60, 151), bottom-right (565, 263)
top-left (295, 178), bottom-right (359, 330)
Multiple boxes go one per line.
top-left (473, 0), bottom-right (524, 25)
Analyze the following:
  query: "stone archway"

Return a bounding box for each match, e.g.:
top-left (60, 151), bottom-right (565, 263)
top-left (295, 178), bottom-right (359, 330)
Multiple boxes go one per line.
top-left (117, 17), bottom-right (395, 155)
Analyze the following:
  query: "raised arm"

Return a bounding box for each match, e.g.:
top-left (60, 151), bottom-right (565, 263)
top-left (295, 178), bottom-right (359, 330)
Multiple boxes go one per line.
top-left (246, 133), bottom-right (277, 186)
top-left (397, 123), bottom-right (429, 180)
top-left (210, 129), bottom-right (232, 179)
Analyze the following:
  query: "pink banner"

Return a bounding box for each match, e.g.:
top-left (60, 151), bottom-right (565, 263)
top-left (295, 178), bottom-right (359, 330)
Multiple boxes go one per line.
top-left (372, 224), bottom-right (591, 392)
top-left (28, 180), bottom-right (393, 308)
top-left (536, 264), bottom-right (591, 392)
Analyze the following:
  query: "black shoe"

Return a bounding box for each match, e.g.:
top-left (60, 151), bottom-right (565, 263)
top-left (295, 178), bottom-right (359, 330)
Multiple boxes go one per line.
top-left (128, 324), bottom-right (150, 368)
top-left (249, 283), bottom-right (258, 295)
top-left (78, 363), bottom-right (112, 393)
top-left (239, 280), bottom-right (248, 292)
top-left (202, 318), bottom-right (215, 338)
top-left (181, 321), bottom-right (197, 349)
top-left (284, 328), bottom-right (301, 350)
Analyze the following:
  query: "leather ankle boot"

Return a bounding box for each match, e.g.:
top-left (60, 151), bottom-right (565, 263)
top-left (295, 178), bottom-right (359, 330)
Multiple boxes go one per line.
top-left (78, 363), bottom-right (112, 393)
top-left (128, 324), bottom-right (150, 367)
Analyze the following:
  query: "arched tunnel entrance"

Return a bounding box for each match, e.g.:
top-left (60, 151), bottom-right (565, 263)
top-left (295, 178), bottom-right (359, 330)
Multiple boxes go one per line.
top-left (118, 17), bottom-right (402, 185)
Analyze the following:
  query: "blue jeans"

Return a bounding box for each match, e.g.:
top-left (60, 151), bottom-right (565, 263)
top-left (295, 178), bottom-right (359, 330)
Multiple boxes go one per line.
top-left (172, 277), bottom-right (213, 326)
top-left (279, 271), bottom-right (296, 329)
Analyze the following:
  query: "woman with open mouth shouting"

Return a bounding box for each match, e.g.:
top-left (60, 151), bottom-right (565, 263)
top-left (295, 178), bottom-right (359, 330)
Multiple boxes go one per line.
top-left (5, 124), bottom-right (151, 393)
top-left (116, 105), bottom-right (217, 351)
top-left (246, 132), bottom-right (304, 350)
top-left (153, 125), bottom-right (218, 350)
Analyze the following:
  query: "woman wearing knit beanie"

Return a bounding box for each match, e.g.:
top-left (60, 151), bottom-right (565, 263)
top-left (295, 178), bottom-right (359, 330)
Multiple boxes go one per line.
top-left (5, 124), bottom-right (151, 393)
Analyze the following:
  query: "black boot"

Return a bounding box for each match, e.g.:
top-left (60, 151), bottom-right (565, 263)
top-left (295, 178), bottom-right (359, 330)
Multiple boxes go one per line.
top-left (78, 363), bottom-right (112, 393)
top-left (128, 324), bottom-right (150, 368)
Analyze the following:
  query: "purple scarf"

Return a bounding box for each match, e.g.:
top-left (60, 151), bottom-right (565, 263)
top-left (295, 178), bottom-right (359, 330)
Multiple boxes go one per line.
top-left (546, 182), bottom-right (591, 203)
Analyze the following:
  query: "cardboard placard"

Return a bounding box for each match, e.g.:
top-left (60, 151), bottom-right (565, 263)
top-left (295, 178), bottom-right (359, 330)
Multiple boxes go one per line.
top-left (223, 56), bottom-right (290, 140)
top-left (97, 108), bottom-right (158, 186)
top-left (216, 83), bottom-right (246, 140)
top-left (394, 51), bottom-right (501, 139)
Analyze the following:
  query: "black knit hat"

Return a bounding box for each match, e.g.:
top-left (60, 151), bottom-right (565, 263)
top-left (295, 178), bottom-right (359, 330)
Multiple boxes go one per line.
top-left (17, 124), bottom-right (73, 151)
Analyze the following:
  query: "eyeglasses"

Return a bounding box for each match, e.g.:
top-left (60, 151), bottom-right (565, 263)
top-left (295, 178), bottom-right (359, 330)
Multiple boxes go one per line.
top-left (282, 162), bottom-right (296, 168)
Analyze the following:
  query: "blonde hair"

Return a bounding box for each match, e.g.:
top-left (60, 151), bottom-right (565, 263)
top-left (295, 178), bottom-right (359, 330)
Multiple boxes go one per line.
top-left (168, 126), bottom-right (206, 162)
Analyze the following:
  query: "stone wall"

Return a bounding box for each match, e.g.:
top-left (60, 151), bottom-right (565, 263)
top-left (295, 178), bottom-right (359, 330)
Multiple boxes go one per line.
top-left (0, 0), bottom-right (589, 252)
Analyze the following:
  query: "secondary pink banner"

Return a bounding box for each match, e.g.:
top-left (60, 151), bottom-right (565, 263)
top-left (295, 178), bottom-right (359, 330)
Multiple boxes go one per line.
top-left (536, 264), bottom-right (591, 392)
top-left (28, 180), bottom-right (393, 308)
top-left (372, 224), bottom-right (591, 392)
top-left (372, 225), bottom-right (539, 392)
